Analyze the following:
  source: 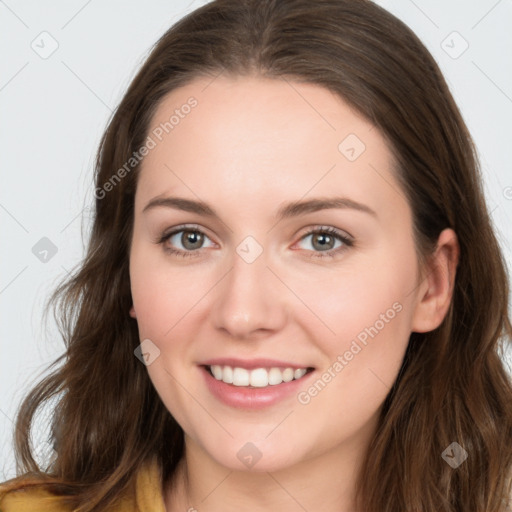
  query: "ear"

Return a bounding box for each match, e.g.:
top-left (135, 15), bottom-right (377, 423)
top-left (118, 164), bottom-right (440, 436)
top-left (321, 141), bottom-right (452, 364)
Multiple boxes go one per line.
top-left (129, 305), bottom-right (137, 318)
top-left (411, 228), bottom-right (459, 333)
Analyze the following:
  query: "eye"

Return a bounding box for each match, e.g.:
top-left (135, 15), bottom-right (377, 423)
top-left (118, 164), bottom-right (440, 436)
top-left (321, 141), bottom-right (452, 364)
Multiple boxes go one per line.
top-left (296, 226), bottom-right (353, 259)
top-left (156, 225), bottom-right (215, 258)
top-left (156, 224), bottom-right (353, 260)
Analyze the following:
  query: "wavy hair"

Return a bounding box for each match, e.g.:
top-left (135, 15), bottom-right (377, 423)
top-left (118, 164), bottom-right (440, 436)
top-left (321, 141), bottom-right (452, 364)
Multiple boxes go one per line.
top-left (1, 0), bottom-right (511, 510)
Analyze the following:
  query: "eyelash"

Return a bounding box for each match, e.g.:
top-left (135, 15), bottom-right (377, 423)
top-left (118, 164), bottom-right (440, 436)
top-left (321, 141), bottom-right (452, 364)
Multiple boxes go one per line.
top-left (156, 224), bottom-right (353, 260)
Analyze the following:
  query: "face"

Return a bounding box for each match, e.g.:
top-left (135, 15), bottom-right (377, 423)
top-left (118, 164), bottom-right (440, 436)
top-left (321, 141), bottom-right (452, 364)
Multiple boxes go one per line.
top-left (129, 74), bottom-right (424, 472)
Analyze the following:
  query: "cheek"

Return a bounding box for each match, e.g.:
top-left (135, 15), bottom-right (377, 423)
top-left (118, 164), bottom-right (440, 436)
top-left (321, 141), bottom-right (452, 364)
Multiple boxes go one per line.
top-left (131, 275), bottom-right (185, 342)
top-left (296, 245), bottom-right (416, 408)
top-left (129, 242), bottom-right (180, 338)
top-left (129, 253), bottom-right (202, 421)
top-left (293, 241), bottom-right (417, 396)
top-left (295, 255), bottom-right (414, 346)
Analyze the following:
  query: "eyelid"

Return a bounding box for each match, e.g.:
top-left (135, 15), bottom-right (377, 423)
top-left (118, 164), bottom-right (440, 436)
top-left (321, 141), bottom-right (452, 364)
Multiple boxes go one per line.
top-left (292, 225), bottom-right (353, 259)
top-left (156, 223), bottom-right (213, 242)
top-left (295, 224), bottom-right (353, 242)
top-left (157, 224), bottom-right (353, 243)
top-left (156, 224), bottom-right (354, 259)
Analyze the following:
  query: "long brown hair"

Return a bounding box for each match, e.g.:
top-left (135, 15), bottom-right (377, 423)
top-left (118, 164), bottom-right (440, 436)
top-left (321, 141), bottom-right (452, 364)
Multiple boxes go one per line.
top-left (1, 1), bottom-right (511, 510)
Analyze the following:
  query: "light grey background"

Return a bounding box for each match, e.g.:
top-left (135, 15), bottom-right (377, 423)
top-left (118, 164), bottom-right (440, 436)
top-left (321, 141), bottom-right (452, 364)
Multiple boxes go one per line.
top-left (1, 0), bottom-right (511, 480)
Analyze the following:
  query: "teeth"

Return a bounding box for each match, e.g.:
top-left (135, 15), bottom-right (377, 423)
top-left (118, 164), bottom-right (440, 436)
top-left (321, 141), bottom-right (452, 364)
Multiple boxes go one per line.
top-left (223, 365), bottom-right (233, 384)
top-left (282, 368), bottom-right (294, 382)
top-left (209, 365), bottom-right (309, 387)
top-left (294, 368), bottom-right (307, 379)
top-left (233, 367), bottom-right (250, 386)
top-left (268, 368), bottom-right (283, 385)
top-left (250, 368), bottom-right (268, 387)
top-left (211, 365), bottom-right (223, 380)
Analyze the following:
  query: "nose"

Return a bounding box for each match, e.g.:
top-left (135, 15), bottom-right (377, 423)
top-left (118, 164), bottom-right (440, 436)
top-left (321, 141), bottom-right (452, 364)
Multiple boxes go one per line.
top-left (211, 247), bottom-right (288, 340)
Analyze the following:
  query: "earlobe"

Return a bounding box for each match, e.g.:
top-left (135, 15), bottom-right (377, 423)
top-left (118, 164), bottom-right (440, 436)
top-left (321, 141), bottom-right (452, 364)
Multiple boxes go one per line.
top-left (411, 228), bottom-right (459, 333)
top-left (129, 306), bottom-right (137, 318)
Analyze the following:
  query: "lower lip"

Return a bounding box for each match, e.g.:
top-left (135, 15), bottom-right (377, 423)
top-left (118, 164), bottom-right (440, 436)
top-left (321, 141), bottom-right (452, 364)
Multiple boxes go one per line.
top-left (200, 366), bottom-right (315, 410)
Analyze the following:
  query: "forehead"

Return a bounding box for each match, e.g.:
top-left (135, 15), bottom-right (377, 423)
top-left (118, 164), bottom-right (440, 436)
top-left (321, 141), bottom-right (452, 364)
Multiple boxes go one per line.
top-left (135, 74), bottom-right (407, 223)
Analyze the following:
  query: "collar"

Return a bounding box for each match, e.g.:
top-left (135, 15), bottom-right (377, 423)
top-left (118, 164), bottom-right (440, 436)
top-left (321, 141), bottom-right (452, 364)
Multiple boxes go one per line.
top-left (134, 457), bottom-right (167, 512)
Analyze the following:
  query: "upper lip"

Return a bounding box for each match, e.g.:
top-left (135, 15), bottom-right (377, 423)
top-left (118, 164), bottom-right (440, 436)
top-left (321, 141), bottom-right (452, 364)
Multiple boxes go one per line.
top-left (199, 358), bottom-right (314, 370)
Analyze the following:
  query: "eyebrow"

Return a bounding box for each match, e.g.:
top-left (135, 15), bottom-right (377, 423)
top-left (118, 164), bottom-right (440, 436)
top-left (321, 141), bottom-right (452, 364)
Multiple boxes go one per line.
top-left (142, 196), bottom-right (377, 220)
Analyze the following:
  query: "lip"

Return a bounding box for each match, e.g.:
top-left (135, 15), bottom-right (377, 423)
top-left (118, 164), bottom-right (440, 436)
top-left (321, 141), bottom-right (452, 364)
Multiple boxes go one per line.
top-left (199, 365), bottom-right (316, 410)
top-left (199, 357), bottom-right (313, 371)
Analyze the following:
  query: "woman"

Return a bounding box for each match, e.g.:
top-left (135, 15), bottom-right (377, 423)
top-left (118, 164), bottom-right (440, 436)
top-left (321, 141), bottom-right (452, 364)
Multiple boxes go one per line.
top-left (1, 0), bottom-right (511, 511)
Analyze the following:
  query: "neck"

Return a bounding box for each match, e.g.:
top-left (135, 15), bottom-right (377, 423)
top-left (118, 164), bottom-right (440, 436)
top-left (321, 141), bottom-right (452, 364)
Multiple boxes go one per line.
top-left (163, 422), bottom-right (376, 512)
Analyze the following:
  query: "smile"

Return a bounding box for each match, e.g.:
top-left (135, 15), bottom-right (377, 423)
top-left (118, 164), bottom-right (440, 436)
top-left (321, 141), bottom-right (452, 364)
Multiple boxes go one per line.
top-left (200, 363), bottom-right (317, 410)
top-left (207, 364), bottom-right (313, 388)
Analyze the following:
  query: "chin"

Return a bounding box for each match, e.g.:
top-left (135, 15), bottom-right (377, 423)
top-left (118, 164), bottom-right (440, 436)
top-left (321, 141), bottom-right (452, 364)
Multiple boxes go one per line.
top-left (202, 438), bottom-right (306, 473)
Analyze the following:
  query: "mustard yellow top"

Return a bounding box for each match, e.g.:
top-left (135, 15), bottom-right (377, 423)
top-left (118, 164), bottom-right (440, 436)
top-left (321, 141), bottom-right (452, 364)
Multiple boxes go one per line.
top-left (0, 458), bottom-right (166, 512)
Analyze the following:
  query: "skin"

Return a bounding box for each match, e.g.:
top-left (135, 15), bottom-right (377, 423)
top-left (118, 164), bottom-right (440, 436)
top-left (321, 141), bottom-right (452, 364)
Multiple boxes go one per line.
top-left (129, 74), bottom-right (459, 512)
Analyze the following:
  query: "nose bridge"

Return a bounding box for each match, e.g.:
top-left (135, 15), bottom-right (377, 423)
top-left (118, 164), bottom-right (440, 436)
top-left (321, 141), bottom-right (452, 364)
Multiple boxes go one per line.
top-left (211, 240), bottom-right (287, 338)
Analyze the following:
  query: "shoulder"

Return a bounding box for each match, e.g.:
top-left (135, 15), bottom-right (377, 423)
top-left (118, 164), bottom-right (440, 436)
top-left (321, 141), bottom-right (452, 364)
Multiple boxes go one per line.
top-left (0, 483), bottom-right (72, 512)
top-left (0, 458), bottom-right (165, 512)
